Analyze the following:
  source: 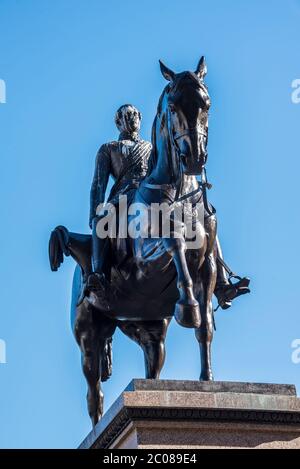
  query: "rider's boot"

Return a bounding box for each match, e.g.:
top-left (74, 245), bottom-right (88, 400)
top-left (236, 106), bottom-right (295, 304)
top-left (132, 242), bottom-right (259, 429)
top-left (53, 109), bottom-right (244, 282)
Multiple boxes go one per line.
top-left (214, 236), bottom-right (250, 309)
top-left (214, 276), bottom-right (250, 310)
top-left (78, 219), bottom-right (107, 303)
top-left (86, 231), bottom-right (107, 293)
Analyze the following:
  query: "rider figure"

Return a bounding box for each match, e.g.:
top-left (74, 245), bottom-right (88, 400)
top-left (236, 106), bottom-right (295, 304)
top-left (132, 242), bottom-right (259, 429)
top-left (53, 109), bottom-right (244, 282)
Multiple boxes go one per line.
top-left (88, 104), bottom-right (249, 308)
top-left (88, 104), bottom-right (152, 291)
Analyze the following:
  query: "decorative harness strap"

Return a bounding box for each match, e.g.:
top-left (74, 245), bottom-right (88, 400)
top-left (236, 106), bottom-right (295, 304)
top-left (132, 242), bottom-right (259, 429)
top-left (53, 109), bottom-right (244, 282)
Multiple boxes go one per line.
top-left (144, 167), bottom-right (215, 216)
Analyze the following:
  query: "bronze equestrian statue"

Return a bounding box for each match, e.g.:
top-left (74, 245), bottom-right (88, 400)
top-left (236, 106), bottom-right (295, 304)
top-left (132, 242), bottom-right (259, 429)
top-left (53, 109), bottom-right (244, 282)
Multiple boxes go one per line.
top-left (49, 57), bottom-right (250, 426)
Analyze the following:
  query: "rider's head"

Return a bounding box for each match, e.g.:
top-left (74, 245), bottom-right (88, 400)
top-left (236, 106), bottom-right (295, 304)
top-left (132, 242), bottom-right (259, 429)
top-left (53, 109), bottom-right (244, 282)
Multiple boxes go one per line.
top-left (115, 104), bottom-right (142, 134)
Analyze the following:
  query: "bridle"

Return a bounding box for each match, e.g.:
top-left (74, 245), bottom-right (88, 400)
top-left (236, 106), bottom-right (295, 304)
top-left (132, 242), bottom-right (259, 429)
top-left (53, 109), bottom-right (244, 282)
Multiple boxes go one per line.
top-left (172, 125), bottom-right (208, 169)
top-left (168, 108), bottom-right (214, 216)
top-left (173, 126), bottom-right (207, 142)
top-left (144, 81), bottom-right (212, 211)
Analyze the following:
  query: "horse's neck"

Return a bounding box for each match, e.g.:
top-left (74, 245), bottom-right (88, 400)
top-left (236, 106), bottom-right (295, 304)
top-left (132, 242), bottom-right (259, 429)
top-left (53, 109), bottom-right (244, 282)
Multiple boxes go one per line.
top-left (179, 175), bottom-right (199, 197)
top-left (148, 109), bottom-right (199, 195)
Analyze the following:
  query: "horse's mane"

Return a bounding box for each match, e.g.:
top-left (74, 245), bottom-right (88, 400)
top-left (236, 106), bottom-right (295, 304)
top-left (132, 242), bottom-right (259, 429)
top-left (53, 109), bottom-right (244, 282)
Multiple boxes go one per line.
top-left (146, 85), bottom-right (170, 176)
top-left (146, 117), bottom-right (158, 176)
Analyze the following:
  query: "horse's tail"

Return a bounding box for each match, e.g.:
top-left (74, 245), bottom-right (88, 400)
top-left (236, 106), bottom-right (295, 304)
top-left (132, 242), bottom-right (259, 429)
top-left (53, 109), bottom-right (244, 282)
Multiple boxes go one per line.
top-left (49, 225), bottom-right (70, 271)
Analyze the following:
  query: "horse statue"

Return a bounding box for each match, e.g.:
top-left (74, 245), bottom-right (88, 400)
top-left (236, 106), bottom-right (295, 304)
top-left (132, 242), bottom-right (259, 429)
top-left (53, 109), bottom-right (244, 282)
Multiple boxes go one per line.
top-left (49, 57), bottom-right (244, 426)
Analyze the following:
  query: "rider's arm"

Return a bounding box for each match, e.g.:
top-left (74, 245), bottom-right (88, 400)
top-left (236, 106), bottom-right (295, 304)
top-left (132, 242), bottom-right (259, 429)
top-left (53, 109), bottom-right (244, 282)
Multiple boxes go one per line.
top-left (89, 144), bottom-right (111, 228)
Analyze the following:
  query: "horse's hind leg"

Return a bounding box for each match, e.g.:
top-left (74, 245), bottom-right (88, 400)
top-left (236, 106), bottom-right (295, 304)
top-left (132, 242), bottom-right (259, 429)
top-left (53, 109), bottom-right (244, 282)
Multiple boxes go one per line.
top-left (74, 300), bottom-right (115, 426)
top-left (74, 301), bottom-right (101, 426)
top-left (118, 319), bottom-right (170, 378)
top-left (142, 319), bottom-right (170, 378)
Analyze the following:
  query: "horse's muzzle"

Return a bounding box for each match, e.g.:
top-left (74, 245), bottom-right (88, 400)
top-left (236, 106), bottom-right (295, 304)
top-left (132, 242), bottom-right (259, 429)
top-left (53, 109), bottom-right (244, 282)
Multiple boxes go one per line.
top-left (180, 152), bottom-right (204, 175)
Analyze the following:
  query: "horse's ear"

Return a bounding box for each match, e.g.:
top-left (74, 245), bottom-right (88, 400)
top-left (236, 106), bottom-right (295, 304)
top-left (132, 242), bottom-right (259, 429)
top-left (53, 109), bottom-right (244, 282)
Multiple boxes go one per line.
top-left (195, 56), bottom-right (207, 79)
top-left (159, 60), bottom-right (175, 81)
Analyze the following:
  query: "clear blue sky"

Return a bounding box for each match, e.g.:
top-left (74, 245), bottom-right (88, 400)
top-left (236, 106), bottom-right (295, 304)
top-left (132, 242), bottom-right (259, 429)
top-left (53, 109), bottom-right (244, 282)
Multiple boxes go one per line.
top-left (0, 0), bottom-right (300, 448)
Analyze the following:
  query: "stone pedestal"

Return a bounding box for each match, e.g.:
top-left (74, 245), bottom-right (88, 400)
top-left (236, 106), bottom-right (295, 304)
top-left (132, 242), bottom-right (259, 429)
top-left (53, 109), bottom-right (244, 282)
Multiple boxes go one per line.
top-left (79, 380), bottom-right (300, 449)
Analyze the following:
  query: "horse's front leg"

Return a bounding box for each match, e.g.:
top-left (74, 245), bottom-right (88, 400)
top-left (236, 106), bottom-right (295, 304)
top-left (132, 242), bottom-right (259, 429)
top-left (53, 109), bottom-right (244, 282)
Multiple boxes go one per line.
top-left (162, 236), bottom-right (201, 328)
top-left (195, 261), bottom-right (216, 381)
top-left (195, 215), bottom-right (217, 381)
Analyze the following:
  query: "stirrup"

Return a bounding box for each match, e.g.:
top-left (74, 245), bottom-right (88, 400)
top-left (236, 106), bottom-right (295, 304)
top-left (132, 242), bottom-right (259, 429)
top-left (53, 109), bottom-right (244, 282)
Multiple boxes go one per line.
top-left (227, 275), bottom-right (250, 298)
top-left (215, 276), bottom-right (250, 310)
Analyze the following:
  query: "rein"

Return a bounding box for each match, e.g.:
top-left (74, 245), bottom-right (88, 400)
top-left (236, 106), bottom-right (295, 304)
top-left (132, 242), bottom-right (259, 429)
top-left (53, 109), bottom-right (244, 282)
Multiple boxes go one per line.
top-left (144, 175), bottom-right (214, 215)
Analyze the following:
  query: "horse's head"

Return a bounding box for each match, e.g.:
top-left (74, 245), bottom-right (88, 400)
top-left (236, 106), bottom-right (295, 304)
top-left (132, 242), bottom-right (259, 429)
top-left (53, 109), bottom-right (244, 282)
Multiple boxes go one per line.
top-left (159, 57), bottom-right (210, 176)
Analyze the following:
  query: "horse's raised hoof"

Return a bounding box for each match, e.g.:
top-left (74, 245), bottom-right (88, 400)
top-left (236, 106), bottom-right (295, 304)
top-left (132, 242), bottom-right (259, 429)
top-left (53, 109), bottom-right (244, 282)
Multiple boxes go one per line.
top-left (174, 301), bottom-right (201, 328)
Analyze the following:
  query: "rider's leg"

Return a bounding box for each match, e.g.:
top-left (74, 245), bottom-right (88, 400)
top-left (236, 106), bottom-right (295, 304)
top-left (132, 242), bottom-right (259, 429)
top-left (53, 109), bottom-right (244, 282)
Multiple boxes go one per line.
top-left (214, 235), bottom-right (250, 309)
top-left (213, 235), bottom-right (232, 309)
top-left (85, 216), bottom-right (108, 292)
top-left (215, 235), bottom-right (229, 287)
top-left (204, 206), bottom-right (250, 309)
top-left (92, 216), bottom-right (106, 274)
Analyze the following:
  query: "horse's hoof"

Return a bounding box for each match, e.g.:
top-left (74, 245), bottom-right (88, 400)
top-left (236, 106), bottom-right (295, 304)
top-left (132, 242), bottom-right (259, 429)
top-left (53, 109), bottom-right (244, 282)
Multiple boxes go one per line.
top-left (174, 301), bottom-right (201, 328)
top-left (200, 372), bottom-right (214, 381)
